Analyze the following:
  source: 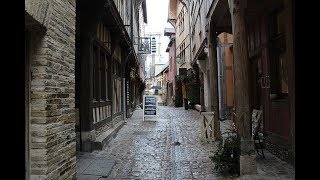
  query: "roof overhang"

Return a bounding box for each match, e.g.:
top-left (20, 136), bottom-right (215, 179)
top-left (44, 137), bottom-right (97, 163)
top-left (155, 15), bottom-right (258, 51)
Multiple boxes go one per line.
top-left (207, 0), bottom-right (232, 34)
top-left (167, 0), bottom-right (177, 27)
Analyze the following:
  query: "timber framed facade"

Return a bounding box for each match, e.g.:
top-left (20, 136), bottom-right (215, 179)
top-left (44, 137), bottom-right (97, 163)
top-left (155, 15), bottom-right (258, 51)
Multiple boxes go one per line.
top-left (76, 0), bottom-right (147, 152)
top-left (205, 0), bottom-right (295, 173)
top-left (169, 0), bottom-right (295, 175)
top-left (24, 0), bottom-right (147, 178)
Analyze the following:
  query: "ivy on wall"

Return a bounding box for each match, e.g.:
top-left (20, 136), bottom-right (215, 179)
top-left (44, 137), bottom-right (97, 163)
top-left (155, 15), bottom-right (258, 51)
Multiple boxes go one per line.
top-left (187, 82), bottom-right (200, 105)
top-left (174, 76), bottom-right (183, 107)
top-left (176, 71), bottom-right (200, 108)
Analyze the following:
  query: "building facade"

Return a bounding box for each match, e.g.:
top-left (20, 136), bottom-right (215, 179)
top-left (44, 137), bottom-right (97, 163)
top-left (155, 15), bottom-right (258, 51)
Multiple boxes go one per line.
top-left (75, 0), bottom-right (147, 153)
top-left (168, 0), bottom-right (193, 108)
top-left (25, 0), bottom-right (147, 178)
top-left (205, 0), bottom-right (295, 173)
top-left (154, 64), bottom-right (169, 105)
top-left (169, 0), bottom-right (295, 175)
top-left (25, 0), bottom-right (76, 179)
top-left (168, 1), bottom-right (192, 72)
top-left (164, 28), bottom-right (176, 106)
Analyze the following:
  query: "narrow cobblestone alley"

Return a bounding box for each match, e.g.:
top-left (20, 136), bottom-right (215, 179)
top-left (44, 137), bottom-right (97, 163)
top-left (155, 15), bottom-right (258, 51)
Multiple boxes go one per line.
top-left (77, 106), bottom-right (295, 180)
top-left (77, 106), bottom-right (217, 179)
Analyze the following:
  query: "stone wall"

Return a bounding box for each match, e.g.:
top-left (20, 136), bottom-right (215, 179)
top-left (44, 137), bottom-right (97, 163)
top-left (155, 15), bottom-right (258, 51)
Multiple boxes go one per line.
top-left (26, 0), bottom-right (76, 179)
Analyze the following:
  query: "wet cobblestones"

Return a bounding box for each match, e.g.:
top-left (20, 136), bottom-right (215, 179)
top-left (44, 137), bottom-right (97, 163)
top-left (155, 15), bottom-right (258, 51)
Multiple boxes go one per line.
top-left (77, 106), bottom-right (295, 179)
top-left (95, 106), bottom-right (217, 179)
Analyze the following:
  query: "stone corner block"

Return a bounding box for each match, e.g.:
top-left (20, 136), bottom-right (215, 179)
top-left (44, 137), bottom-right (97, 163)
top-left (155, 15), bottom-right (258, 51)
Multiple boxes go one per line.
top-left (240, 154), bottom-right (257, 176)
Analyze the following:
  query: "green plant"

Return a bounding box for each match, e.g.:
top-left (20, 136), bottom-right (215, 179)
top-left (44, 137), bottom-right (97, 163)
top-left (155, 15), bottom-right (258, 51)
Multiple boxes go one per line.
top-left (211, 132), bottom-right (240, 176)
top-left (174, 90), bottom-right (183, 107)
top-left (186, 82), bottom-right (200, 105)
top-left (174, 76), bottom-right (183, 107)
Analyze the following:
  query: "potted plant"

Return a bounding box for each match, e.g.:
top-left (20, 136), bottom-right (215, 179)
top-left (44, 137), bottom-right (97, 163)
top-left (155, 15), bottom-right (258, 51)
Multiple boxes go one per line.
top-left (210, 130), bottom-right (240, 176)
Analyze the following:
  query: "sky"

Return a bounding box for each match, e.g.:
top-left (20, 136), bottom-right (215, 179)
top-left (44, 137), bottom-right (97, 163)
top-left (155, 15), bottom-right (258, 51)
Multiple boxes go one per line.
top-left (144, 0), bottom-right (173, 77)
top-left (145, 0), bottom-right (173, 32)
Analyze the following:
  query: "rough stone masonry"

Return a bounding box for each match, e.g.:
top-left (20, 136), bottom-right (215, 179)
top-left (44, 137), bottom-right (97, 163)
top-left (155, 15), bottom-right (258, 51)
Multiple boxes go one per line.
top-left (25, 0), bottom-right (76, 179)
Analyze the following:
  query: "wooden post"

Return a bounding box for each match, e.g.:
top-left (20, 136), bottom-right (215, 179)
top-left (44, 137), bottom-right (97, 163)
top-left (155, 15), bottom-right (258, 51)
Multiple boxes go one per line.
top-left (208, 23), bottom-right (221, 140)
top-left (199, 72), bottom-right (205, 112)
top-left (230, 0), bottom-right (252, 140)
top-left (229, 0), bottom-right (257, 175)
top-left (79, 10), bottom-right (96, 151)
top-left (284, 0), bottom-right (295, 166)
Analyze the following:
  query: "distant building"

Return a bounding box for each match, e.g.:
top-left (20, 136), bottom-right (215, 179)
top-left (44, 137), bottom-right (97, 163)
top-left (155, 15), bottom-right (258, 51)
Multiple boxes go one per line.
top-left (168, 0), bottom-right (192, 73)
top-left (154, 65), bottom-right (168, 105)
top-left (164, 27), bottom-right (176, 106)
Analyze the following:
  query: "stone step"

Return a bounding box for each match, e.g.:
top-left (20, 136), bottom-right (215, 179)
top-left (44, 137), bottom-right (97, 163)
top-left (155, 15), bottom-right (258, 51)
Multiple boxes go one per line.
top-left (93, 120), bottom-right (125, 151)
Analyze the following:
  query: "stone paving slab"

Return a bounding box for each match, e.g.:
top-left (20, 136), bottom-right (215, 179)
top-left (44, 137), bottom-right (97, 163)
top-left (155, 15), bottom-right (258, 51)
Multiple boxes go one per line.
top-left (77, 155), bottom-right (116, 179)
top-left (76, 174), bottom-right (103, 180)
top-left (77, 158), bottom-right (94, 174)
top-left (82, 159), bottom-right (115, 176)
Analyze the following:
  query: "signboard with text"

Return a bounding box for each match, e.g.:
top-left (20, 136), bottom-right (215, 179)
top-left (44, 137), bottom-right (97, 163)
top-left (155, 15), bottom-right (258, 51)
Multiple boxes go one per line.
top-left (138, 37), bottom-right (151, 54)
top-left (143, 95), bottom-right (158, 121)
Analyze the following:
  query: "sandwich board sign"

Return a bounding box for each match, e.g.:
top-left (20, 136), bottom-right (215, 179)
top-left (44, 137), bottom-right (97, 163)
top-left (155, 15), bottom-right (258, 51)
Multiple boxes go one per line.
top-left (143, 95), bottom-right (158, 121)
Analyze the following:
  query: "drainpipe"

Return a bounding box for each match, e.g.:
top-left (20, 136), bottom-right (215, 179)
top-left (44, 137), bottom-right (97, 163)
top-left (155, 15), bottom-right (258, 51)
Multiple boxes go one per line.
top-left (122, 49), bottom-right (133, 121)
top-left (187, 0), bottom-right (193, 68)
top-left (217, 37), bottom-right (225, 119)
top-left (187, 0), bottom-right (193, 110)
top-left (122, 50), bottom-right (127, 121)
top-left (122, 0), bottom-right (134, 121)
top-left (173, 37), bottom-right (177, 99)
top-left (122, 67), bottom-right (126, 121)
top-left (130, 0), bottom-right (134, 44)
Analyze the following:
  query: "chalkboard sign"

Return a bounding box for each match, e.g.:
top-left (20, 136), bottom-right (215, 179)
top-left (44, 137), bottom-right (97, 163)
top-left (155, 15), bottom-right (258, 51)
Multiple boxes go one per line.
top-left (143, 95), bottom-right (158, 120)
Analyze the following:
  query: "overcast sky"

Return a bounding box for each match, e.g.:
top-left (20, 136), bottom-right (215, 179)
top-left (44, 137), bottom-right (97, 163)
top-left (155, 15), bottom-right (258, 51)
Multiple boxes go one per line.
top-left (145, 0), bottom-right (172, 32)
top-left (144, 0), bottom-right (173, 72)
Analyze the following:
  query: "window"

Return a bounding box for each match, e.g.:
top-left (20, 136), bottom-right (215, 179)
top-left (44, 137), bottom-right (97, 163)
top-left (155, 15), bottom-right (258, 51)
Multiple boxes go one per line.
top-left (269, 9), bottom-right (288, 97)
top-left (279, 53), bottom-right (288, 93)
top-left (93, 44), bottom-right (111, 102)
top-left (93, 46), bottom-right (99, 101)
top-left (178, 42), bottom-right (186, 64)
top-left (179, 68), bottom-right (187, 75)
top-left (97, 22), bottom-right (111, 51)
top-left (179, 8), bottom-right (185, 34)
top-left (100, 52), bottom-right (106, 100)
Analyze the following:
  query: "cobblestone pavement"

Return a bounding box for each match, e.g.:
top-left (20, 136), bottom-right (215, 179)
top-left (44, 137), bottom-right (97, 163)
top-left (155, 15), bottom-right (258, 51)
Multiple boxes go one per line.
top-left (219, 120), bottom-right (295, 180)
top-left (77, 106), bottom-right (295, 180)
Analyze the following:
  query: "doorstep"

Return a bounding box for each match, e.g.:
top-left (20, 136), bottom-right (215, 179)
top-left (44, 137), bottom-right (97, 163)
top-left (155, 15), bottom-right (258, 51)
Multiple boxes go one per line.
top-left (93, 120), bottom-right (125, 151)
